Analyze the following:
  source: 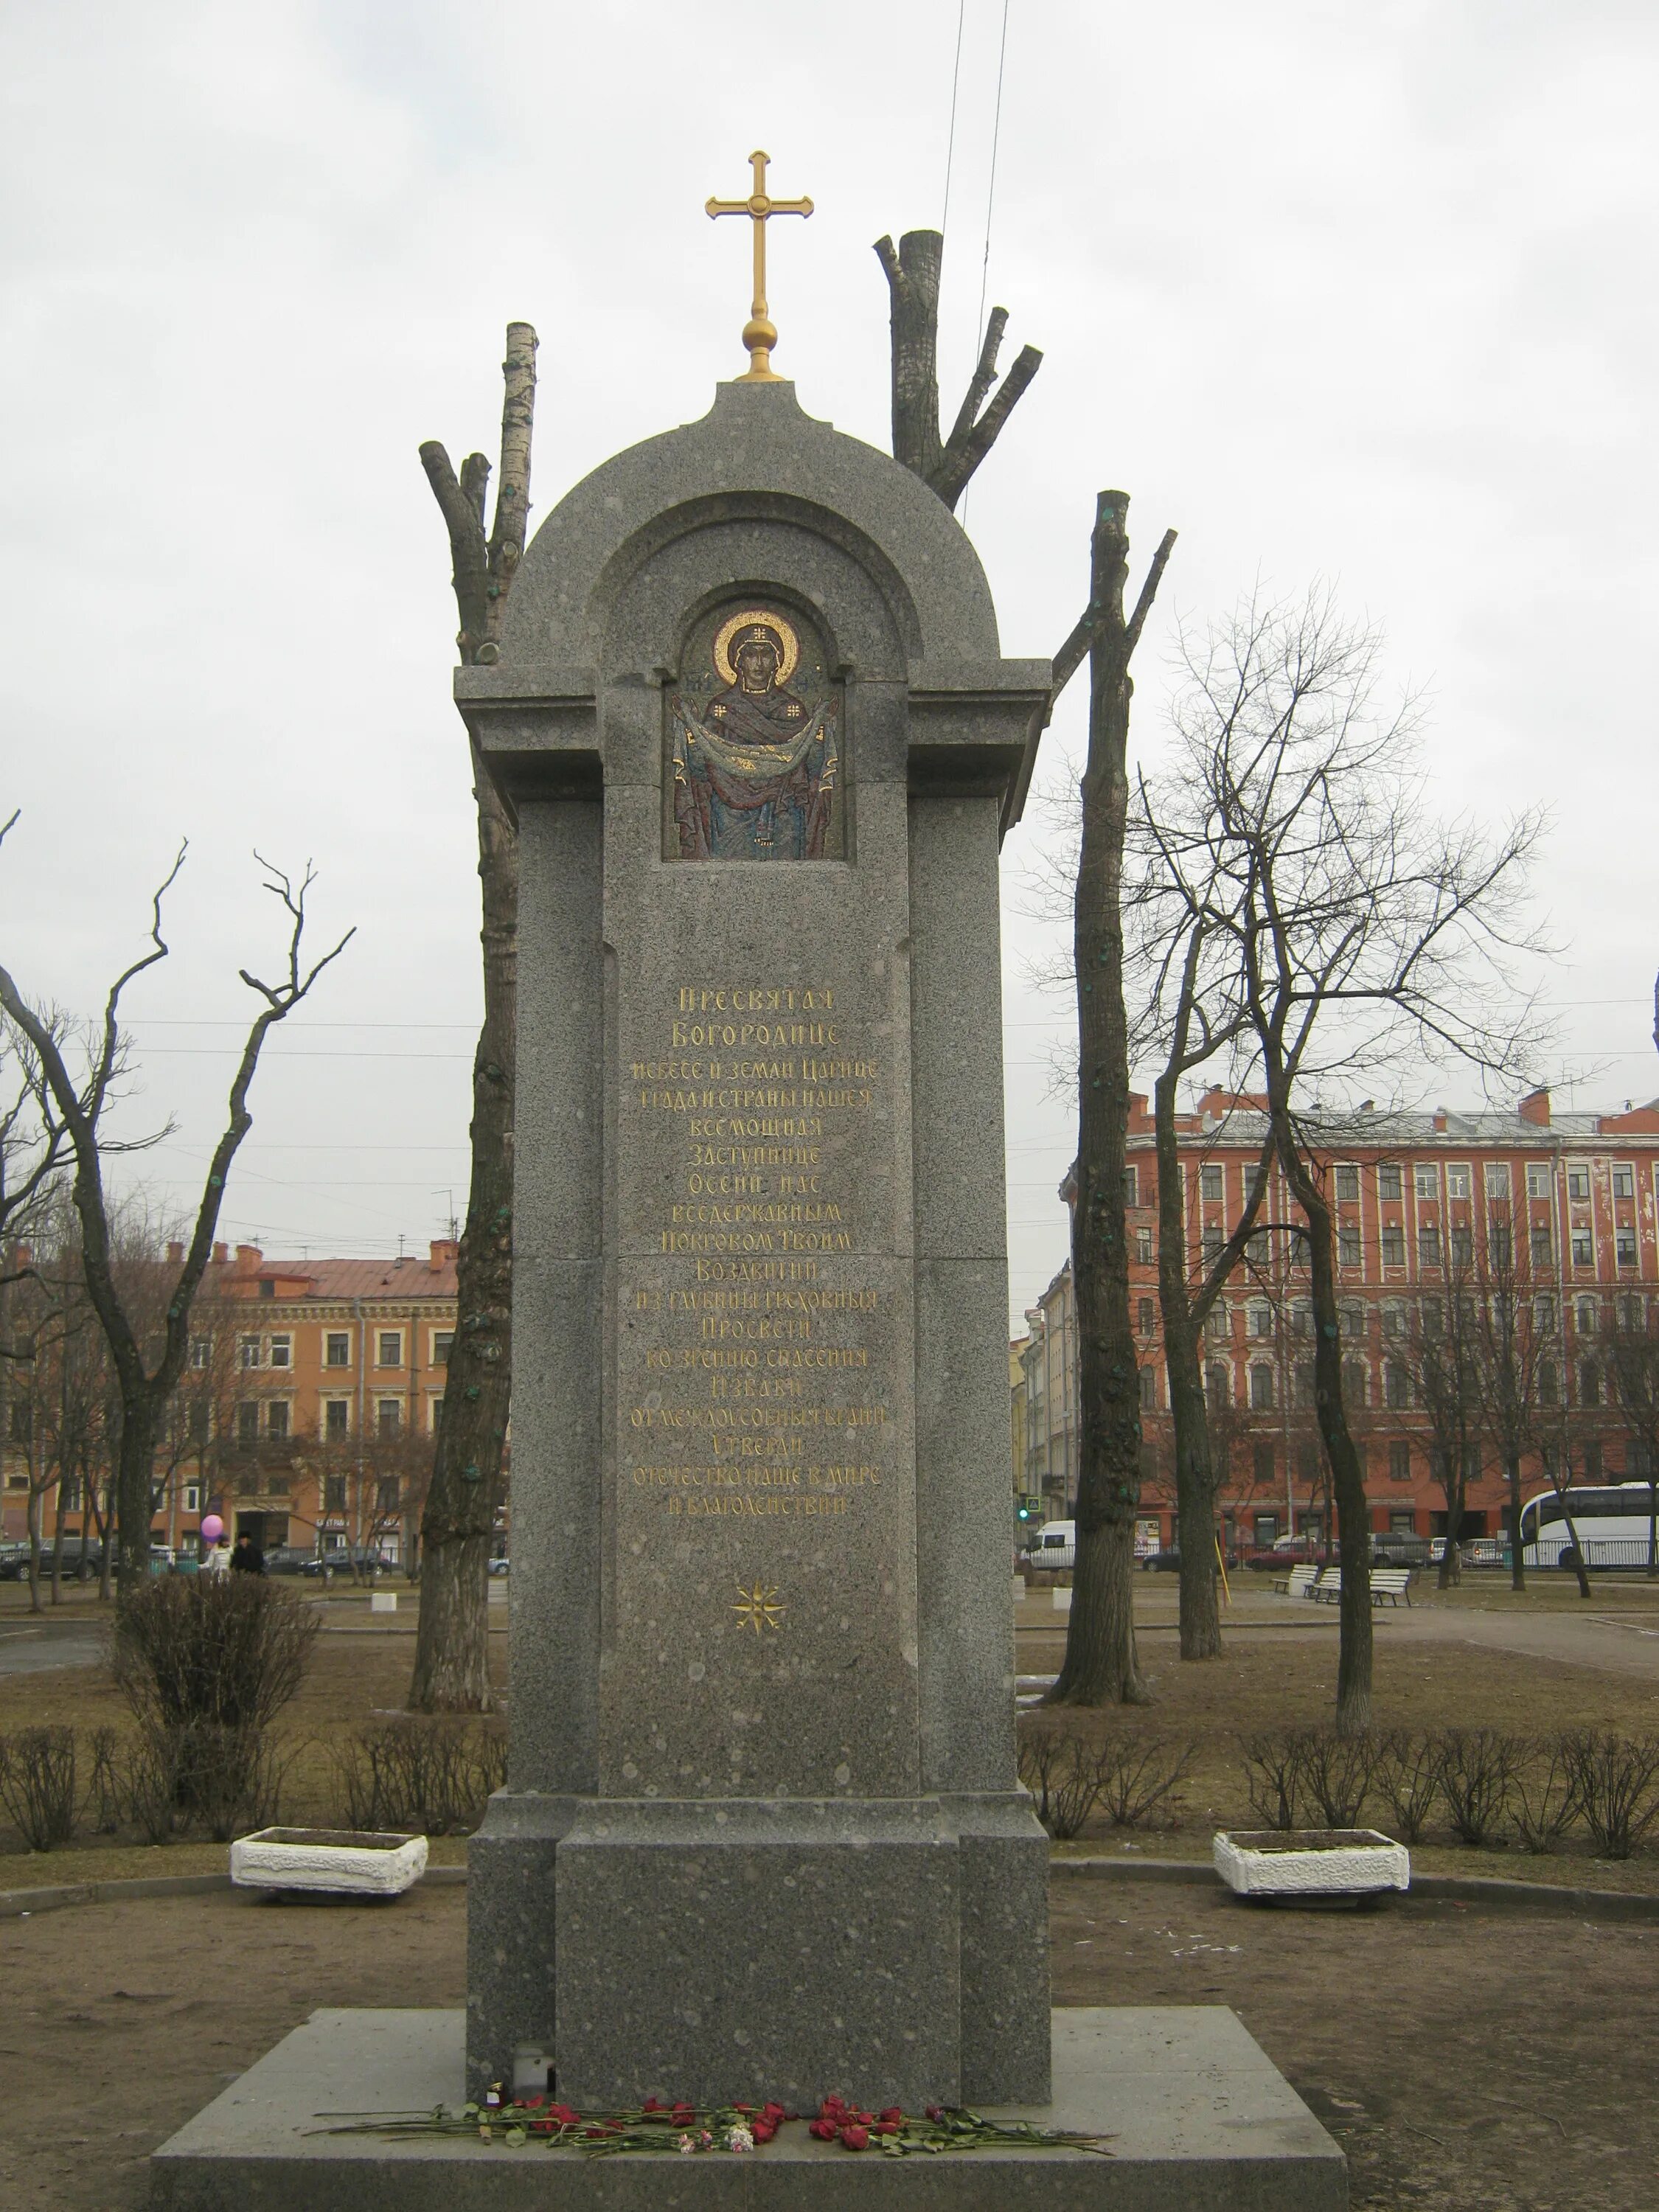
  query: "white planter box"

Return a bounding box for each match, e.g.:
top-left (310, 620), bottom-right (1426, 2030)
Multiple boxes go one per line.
top-left (1052, 1586), bottom-right (1072, 1613)
top-left (1213, 1828), bottom-right (1410, 1898)
top-left (231, 1827), bottom-right (429, 1896)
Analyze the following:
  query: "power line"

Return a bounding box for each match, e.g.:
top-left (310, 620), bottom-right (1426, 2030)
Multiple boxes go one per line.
top-left (962, 0), bottom-right (1012, 529)
top-left (941, 0), bottom-right (967, 234)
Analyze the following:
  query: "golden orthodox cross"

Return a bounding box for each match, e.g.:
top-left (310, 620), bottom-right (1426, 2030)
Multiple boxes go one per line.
top-left (706, 150), bottom-right (813, 383)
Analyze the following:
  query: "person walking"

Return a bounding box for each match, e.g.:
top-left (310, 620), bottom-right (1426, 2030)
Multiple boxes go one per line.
top-left (230, 1531), bottom-right (265, 1577)
top-left (204, 1535), bottom-right (232, 1577)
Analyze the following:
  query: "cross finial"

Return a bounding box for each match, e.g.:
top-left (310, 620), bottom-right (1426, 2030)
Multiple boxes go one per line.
top-left (706, 150), bottom-right (813, 383)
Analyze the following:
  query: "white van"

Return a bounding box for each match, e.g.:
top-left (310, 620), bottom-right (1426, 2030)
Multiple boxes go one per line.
top-left (1023, 1519), bottom-right (1075, 1573)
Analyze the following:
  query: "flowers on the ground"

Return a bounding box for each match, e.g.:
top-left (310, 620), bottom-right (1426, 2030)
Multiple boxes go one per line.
top-left (328, 2090), bottom-right (1110, 2159)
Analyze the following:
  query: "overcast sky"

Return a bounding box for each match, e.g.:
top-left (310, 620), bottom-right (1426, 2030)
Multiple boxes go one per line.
top-left (1, 0), bottom-right (1655, 1329)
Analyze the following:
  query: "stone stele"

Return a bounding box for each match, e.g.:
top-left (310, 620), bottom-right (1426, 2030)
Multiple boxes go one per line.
top-left (461, 376), bottom-right (1054, 2113)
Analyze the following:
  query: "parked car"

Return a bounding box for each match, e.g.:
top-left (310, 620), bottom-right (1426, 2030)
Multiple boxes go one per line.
top-left (263, 1546), bottom-right (316, 1576)
top-left (0, 1544), bottom-right (35, 1581)
top-left (1141, 1547), bottom-right (1183, 1573)
top-left (1241, 1537), bottom-right (1324, 1571)
top-left (488, 1555), bottom-right (510, 1576)
top-left (299, 1549), bottom-right (396, 1580)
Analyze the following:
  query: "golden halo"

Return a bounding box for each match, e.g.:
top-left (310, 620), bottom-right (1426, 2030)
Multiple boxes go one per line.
top-left (713, 608), bottom-right (799, 687)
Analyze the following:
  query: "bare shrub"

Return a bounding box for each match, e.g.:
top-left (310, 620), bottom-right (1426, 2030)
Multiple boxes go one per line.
top-left (1300, 1731), bottom-right (1376, 1828)
top-left (1017, 1724), bottom-right (1100, 1840)
top-left (1094, 1737), bottom-right (1194, 1829)
top-left (0, 1726), bottom-right (77, 1851)
top-left (1560, 1731), bottom-right (1659, 1860)
top-left (1435, 1728), bottom-right (1520, 1846)
top-left (1241, 1730), bottom-right (1312, 1831)
top-left (328, 1718), bottom-right (505, 1837)
top-left (88, 1726), bottom-right (123, 1834)
top-left (1509, 1737), bottom-right (1582, 1854)
top-left (1371, 1728), bottom-right (1441, 1844)
top-left (124, 1730), bottom-right (181, 1844)
top-left (113, 1575), bottom-right (316, 1739)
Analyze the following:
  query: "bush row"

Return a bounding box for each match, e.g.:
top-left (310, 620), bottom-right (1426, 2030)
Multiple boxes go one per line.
top-left (1240, 1725), bottom-right (1659, 1860)
top-left (0, 1717), bottom-right (507, 1855)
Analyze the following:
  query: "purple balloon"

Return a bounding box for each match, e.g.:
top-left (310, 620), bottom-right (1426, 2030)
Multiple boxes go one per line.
top-left (200, 1514), bottom-right (224, 1544)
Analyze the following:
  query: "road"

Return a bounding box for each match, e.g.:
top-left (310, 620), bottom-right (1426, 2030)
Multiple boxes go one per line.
top-left (0, 1621), bottom-right (104, 1677)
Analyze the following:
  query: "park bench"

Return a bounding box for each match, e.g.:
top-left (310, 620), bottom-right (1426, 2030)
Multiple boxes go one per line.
top-left (1273, 1562), bottom-right (1319, 1598)
top-left (1307, 1564), bottom-right (1414, 1606)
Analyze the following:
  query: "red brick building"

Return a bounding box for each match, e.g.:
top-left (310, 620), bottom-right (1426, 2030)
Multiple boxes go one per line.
top-left (1020, 1085), bottom-right (1659, 1552)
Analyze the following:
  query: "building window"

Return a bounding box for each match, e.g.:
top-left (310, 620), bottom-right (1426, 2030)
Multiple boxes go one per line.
top-left (1205, 1361), bottom-right (1229, 1411)
top-left (1205, 1302), bottom-right (1229, 1341)
top-left (324, 1399), bottom-right (349, 1441)
top-left (1200, 1228), bottom-right (1223, 1265)
top-left (1388, 1441), bottom-right (1411, 1483)
top-left (1531, 1225), bottom-right (1553, 1267)
top-left (325, 1332), bottom-right (351, 1368)
top-left (1617, 1293), bottom-right (1644, 1332)
top-left (1137, 1297), bottom-right (1156, 1335)
top-left (1338, 1225), bottom-right (1361, 1267)
top-left (428, 1396), bottom-right (445, 1432)
top-left (1382, 1304), bottom-right (1406, 1340)
top-left (378, 1399), bottom-right (402, 1438)
top-left (1583, 1438), bottom-right (1603, 1480)
top-left (433, 1331), bottom-right (453, 1366)
top-left (1253, 1513), bottom-right (1280, 1546)
top-left (1250, 1363), bottom-right (1275, 1412)
top-left (183, 1484), bottom-right (199, 1513)
top-left (1247, 1225), bottom-right (1273, 1267)
top-left (1419, 1225), bottom-right (1442, 1268)
top-left (1447, 1164), bottom-right (1472, 1200)
top-left (188, 1399), bottom-right (210, 1444)
top-left (1292, 1301), bottom-right (1313, 1338)
top-left (1571, 1227), bottom-right (1593, 1269)
top-left (1449, 1225), bottom-right (1472, 1267)
top-left (1580, 1360), bottom-right (1600, 1408)
top-left (1137, 1367), bottom-right (1157, 1411)
top-left (1613, 1164), bottom-right (1635, 1200)
top-left (1247, 1301), bottom-right (1271, 1340)
top-left (1334, 1164), bottom-right (1359, 1204)
top-left (1295, 1361), bottom-right (1318, 1409)
top-left (1526, 1161), bottom-right (1551, 1199)
top-left (1384, 1361), bottom-right (1410, 1409)
top-left (237, 1402), bottom-right (259, 1449)
top-left (1414, 1164), bottom-right (1439, 1201)
top-left (189, 1337), bottom-right (210, 1371)
top-left (267, 1402), bottom-right (289, 1440)
top-left (1380, 1224), bottom-right (1405, 1267)
top-left (1489, 1220), bottom-right (1512, 1268)
top-left (1378, 1164), bottom-right (1402, 1202)
top-left (1252, 1443), bottom-right (1276, 1488)
top-left (258, 1278), bottom-right (275, 1301)
top-left (1539, 1363), bottom-right (1558, 1408)
top-left (376, 1478), bottom-right (400, 1515)
top-left (1136, 1228), bottom-right (1154, 1265)
top-left (324, 1474), bottom-right (347, 1514)
top-left (1200, 1163), bottom-right (1224, 1203)
top-left (1484, 1161), bottom-right (1511, 1198)
top-left (377, 1332), bottom-right (403, 1368)
top-left (1567, 1164), bottom-right (1591, 1203)
top-left (1122, 1165), bottom-right (1139, 1208)
top-left (1533, 1293), bottom-right (1557, 1333)
top-left (239, 1335), bottom-right (262, 1370)
top-left (268, 1335), bottom-right (291, 1370)
top-left (1617, 1225), bottom-right (1638, 1268)
top-left (1576, 1298), bottom-right (1598, 1335)
top-left (1342, 1357), bottom-right (1367, 1406)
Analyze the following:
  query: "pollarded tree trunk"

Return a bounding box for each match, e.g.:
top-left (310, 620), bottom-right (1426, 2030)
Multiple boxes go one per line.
top-left (1049, 493), bottom-right (1170, 1708)
top-left (408, 321), bottom-right (536, 1713)
top-left (1155, 1060), bottom-right (1220, 1661)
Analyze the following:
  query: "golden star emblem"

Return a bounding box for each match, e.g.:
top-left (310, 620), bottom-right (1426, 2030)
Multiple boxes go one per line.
top-left (731, 1580), bottom-right (785, 1635)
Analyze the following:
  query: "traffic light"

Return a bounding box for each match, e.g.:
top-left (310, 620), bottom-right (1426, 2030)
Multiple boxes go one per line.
top-left (1015, 1495), bottom-right (1043, 1523)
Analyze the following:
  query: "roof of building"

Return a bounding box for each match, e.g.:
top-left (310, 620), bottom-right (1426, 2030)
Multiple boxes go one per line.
top-left (199, 1241), bottom-right (459, 1301)
top-left (1125, 1086), bottom-right (1659, 1150)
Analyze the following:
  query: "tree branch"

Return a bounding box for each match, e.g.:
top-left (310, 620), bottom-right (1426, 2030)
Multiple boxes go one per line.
top-left (418, 440), bottom-right (490, 662)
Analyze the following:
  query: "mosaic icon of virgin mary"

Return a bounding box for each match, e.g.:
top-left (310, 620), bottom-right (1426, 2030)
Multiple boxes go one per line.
top-left (669, 609), bottom-right (839, 861)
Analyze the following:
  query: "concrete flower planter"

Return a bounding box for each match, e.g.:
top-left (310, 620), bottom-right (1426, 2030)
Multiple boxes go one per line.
top-left (230, 1826), bottom-right (428, 1897)
top-left (1214, 1828), bottom-right (1410, 1899)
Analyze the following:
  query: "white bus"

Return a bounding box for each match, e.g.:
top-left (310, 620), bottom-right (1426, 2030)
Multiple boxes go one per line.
top-left (1518, 1482), bottom-right (1659, 1571)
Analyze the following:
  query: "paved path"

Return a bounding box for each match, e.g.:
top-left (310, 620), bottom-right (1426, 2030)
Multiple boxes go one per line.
top-left (1382, 1601), bottom-right (1659, 1683)
top-left (0, 1622), bottom-right (103, 1677)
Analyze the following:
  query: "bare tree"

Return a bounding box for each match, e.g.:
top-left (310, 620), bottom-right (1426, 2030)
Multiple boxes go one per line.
top-left (0, 837), bottom-right (350, 1592)
top-left (1470, 1212), bottom-right (1554, 1592)
top-left (1144, 588), bottom-right (1544, 1731)
top-left (1400, 1267), bottom-right (1484, 1589)
top-left (1045, 494), bottom-right (1177, 1708)
top-left (409, 322), bottom-right (536, 1712)
top-left (1605, 1295), bottom-right (1659, 1578)
top-left (873, 230), bottom-right (1041, 511)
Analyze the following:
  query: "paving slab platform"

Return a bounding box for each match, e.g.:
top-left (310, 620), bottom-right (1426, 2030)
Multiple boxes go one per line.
top-left (148, 2006), bottom-right (1346, 2209)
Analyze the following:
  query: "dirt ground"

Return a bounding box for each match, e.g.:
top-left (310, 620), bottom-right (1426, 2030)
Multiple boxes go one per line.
top-left (4, 1877), bottom-right (1653, 2212)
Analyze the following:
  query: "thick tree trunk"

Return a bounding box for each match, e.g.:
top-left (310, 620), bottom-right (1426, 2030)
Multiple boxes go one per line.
top-left (116, 1395), bottom-right (156, 1590)
top-left (1276, 1131), bottom-right (1373, 1733)
top-left (1648, 1479), bottom-right (1658, 1580)
top-left (408, 764), bottom-right (516, 1712)
top-left (1155, 1065), bottom-right (1220, 1660)
top-left (1050, 493), bottom-right (1149, 1708)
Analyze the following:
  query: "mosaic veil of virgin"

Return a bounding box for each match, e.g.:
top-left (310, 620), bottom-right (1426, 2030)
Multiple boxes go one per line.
top-left (667, 605), bottom-right (843, 861)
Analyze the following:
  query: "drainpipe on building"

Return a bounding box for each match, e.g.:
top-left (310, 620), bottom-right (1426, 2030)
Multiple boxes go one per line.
top-left (353, 1295), bottom-right (366, 1562)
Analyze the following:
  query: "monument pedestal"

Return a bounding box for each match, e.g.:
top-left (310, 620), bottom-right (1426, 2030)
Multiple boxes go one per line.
top-left (148, 2006), bottom-right (1349, 2210)
top-left (468, 1790), bottom-right (1050, 2110)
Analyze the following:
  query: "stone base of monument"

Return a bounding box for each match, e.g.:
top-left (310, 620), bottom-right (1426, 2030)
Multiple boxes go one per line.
top-left (148, 2006), bottom-right (1348, 2209)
